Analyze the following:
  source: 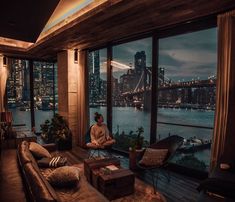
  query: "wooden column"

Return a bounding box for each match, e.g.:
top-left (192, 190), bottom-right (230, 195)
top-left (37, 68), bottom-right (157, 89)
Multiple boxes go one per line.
top-left (0, 55), bottom-right (8, 112)
top-left (77, 50), bottom-right (89, 147)
top-left (57, 50), bottom-right (78, 146)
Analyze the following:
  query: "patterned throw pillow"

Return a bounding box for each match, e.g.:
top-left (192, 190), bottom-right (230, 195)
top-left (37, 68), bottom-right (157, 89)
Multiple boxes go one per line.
top-left (29, 142), bottom-right (51, 159)
top-left (139, 148), bottom-right (168, 166)
top-left (47, 166), bottom-right (80, 187)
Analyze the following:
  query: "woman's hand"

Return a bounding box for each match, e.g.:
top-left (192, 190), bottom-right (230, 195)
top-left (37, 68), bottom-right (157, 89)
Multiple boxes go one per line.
top-left (92, 140), bottom-right (99, 145)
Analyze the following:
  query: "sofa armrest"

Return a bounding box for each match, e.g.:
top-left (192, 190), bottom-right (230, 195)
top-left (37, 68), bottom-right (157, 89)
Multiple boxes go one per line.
top-left (43, 143), bottom-right (57, 152)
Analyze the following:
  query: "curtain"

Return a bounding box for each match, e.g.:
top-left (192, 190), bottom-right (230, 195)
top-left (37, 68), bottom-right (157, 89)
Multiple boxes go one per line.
top-left (0, 56), bottom-right (8, 112)
top-left (77, 50), bottom-right (89, 147)
top-left (210, 10), bottom-right (235, 171)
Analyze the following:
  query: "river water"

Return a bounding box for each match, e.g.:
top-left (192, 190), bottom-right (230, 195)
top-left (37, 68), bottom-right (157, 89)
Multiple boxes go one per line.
top-left (90, 107), bottom-right (214, 169)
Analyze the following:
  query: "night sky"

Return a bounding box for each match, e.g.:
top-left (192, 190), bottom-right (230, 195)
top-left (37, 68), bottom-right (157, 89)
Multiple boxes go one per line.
top-left (99, 28), bottom-right (217, 82)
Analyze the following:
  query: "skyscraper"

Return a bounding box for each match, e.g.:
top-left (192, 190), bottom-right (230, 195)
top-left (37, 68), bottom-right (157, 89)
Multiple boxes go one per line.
top-left (134, 51), bottom-right (146, 74)
top-left (88, 50), bottom-right (101, 105)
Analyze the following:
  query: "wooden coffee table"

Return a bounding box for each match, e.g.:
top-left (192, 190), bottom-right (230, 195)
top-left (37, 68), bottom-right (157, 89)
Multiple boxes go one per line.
top-left (84, 157), bottom-right (135, 200)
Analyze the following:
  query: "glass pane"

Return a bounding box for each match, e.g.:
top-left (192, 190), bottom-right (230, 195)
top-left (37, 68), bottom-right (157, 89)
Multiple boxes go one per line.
top-left (88, 49), bottom-right (107, 125)
top-left (157, 28), bottom-right (217, 171)
top-left (33, 62), bottom-right (56, 132)
top-left (112, 38), bottom-right (152, 151)
top-left (7, 59), bottom-right (31, 130)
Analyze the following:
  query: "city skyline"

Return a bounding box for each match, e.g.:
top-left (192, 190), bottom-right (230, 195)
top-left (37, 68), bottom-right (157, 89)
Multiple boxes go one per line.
top-left (89, 46), bottom-right (216, 109)
top-left (7, 60), bottom-right (57, 111)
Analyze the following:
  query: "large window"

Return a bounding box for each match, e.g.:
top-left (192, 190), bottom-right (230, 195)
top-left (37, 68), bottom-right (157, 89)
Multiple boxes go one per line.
top-left (157, 28), bottom-right (217, 171)
top-left (112, 38), bottom-right (152, 151)
top-left (33, 62), bottom-right (58, 132)
top-left (7, 59), bottom-right (31, 130)
top-left (88, 49), bottom-right (107, 125)
top-left (87, 26), bottom-right (217, 173)
top-left (6, 59), bottom-right (58, 133)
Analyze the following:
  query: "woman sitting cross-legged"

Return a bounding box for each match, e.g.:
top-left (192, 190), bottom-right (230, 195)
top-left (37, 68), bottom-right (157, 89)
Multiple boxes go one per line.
top-left (86, 112), bottom-right (116, 149)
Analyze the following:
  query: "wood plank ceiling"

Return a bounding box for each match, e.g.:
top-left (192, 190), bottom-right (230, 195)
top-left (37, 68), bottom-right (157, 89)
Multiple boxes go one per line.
top-left (1, 0), bottom-right (235, 60)
top-left (0, 0), bottom-right (59, 42)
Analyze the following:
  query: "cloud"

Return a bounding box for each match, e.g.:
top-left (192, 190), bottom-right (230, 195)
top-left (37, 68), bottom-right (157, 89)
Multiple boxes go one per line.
top-left (160, 28), bottom-right (217, 52)
top-left (113, 38), bottom-right (152, 66)
top-left (161, 49), bottom-right (216, 64)
top-left (92, 28), bottom-right (217, 82)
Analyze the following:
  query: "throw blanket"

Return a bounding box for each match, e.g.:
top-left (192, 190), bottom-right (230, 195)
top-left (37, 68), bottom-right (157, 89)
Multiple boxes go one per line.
top-left (37, 156), bottom-right (67, 168)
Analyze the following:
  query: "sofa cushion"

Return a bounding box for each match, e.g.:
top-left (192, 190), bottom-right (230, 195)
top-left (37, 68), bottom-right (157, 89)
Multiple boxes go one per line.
top-left (47, 166), bottom-right (80, 188)
top-left (29, 142), bottom-right (51, 159)
top-left (41, 164), bottom-right (109, 202)
top-left (139, 148), bottom-right (168, 166)
top-left (24, 163), bottom-right (60, 202)
top-left (18, 141), bottom-right (35, 165)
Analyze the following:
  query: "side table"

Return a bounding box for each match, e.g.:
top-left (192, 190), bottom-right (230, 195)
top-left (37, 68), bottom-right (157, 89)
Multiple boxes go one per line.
top-left (15, 131), bottom-right (37, 148)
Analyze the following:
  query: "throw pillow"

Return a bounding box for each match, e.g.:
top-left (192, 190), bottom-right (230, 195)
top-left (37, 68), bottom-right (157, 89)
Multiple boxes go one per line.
top-left (139, 148), bottom-right (168, 166)
top-left (37, 156), bottom-right (67, 168)
top-left (47, 166), bottom-right (80, 187)
top-left (29, 142), bottom-right (51, 159)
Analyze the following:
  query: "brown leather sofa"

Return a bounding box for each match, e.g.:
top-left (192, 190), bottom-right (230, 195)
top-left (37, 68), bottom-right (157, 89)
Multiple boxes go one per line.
top-left (17, 141), bottom-right (108, 202)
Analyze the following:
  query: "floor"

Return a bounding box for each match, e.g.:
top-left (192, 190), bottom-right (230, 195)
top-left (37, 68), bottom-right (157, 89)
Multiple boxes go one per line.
top-left (0, 145), bottom-right (200, 202)
top-left (69, 146), bottom-right (200, 202)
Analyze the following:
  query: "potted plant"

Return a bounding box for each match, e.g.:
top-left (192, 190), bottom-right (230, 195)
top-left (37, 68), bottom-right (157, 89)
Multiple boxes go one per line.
top-left (128, 127), bottom-right (144, 170)
top-left (135, 127), bottom-right (144, 150)
top-left (129, 127), bottom-right (144, 151)
top-left (40, 113), bottom-right (72, 150)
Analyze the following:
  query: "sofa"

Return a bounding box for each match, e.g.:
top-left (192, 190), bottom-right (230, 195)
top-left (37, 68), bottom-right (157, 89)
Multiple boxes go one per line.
top-left (17, 141), bottom-right (109, 202)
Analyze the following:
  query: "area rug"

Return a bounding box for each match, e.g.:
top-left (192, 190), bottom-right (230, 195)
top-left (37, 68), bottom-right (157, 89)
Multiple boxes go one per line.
top-left (112, 177), bottom-right (166, 202)
top-left (74, 163), bottom-right (166, 202)
top-left (41, 163), bottom-right (166, 202)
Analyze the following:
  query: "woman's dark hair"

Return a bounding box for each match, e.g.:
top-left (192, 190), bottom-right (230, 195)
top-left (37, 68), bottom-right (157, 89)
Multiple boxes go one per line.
top-left (94, 112), bottom-right (102, 122)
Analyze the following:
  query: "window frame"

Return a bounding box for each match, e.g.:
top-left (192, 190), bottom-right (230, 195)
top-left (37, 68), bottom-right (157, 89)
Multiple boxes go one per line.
top-left (87, 16), bottom-right (217, 178)
top-left (6, 58), bottom-right (57, 132)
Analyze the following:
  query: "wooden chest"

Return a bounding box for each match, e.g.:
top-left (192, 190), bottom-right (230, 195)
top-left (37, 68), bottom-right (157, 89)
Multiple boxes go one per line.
top-left (96, 168), bottom-right (135, 200)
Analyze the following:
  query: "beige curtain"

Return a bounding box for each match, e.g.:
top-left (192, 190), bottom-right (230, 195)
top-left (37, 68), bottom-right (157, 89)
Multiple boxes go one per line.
top-left (77, 50), bottom-right (89, 147)
top-left (0, 56), bottom-right (8, 112)
top-left (210, 10), bottom-right (235, 171)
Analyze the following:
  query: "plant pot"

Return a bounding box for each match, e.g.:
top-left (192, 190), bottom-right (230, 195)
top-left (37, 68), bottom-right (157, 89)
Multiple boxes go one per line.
top-left (135, 145), bottom-right (142, 150)
top-left (56, 138), bottom-right (72, 151)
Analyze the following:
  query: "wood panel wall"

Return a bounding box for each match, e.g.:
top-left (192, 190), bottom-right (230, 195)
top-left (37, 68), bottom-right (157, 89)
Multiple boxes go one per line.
top-left (57, 50), bottom-right (78, 145)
